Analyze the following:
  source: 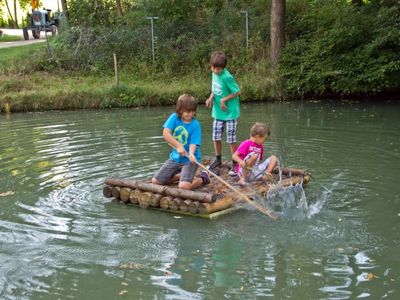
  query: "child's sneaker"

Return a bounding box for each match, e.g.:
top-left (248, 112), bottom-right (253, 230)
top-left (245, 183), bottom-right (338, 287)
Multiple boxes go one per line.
top-left (208, 158), bottom-right (221, 172)
top-left (198, 171), bottom-right (210, 185)
top-left (229, 161), bottom-right (237, 176)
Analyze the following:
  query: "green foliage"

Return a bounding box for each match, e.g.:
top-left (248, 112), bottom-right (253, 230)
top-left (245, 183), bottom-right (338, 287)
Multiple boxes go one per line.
top-left (280, 1), bottom-right (400, 96)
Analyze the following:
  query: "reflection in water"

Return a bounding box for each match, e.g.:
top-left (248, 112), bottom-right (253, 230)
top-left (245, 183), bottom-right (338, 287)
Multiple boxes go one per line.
top-left (1, 102), bottom-right (399, 299)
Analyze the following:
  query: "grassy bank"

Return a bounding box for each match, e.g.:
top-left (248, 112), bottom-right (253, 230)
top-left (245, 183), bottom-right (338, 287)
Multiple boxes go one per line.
top-left (0, 43), bottom-right (280, 113)
top-left (0, 70), bottom-right (279, 113)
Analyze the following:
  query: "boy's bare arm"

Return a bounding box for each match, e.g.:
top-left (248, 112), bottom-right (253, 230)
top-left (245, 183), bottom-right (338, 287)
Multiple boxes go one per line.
top-left (188, 144), bottom-right (197, 163)
top-left (163, 128), bottom-right (185, 155)
top-left (232, 151), bottom-right (246, 168)
top-left (205, 93), bottom-right (214, 108)
top-left (220, 91), bottom-right (241, 111)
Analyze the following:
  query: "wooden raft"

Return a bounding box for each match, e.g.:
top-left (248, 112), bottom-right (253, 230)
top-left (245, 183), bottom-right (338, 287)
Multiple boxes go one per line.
top-left (103, 160), bottom-right (310, 219)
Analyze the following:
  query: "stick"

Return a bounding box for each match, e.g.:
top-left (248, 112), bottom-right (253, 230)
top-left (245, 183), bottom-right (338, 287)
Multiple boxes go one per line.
top-left (113, 53), bottom-right (119, 86)
top-left (169, 144), bottom-right (277, 220)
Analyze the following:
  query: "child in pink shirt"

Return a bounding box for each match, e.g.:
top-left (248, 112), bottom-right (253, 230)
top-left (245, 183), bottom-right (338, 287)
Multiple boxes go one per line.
top-left (232, 122), bottom-right (277, 184)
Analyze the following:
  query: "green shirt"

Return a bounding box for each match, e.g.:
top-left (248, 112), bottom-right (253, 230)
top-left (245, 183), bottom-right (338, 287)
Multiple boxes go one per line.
top-left (211, 68), bottom-right (241, 120)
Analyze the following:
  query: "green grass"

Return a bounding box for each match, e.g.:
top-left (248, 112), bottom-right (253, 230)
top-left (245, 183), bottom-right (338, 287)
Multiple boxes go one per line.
top-left (0, 42), bottom-right (45, 70)
top-left (0, 34), bottom-right (23, 42)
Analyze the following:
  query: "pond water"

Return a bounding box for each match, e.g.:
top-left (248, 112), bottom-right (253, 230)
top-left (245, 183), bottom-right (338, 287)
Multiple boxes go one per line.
top-left (0, 101), bottom-right (399, 299)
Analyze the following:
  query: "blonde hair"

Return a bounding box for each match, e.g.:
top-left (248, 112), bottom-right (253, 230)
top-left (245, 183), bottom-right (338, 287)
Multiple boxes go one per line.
top-left (250, 122), bottom-right (270, 137)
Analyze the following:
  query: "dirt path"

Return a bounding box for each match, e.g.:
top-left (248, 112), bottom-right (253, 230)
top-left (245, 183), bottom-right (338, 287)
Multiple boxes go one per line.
top-left (0, 28), bottom-right (45, 49)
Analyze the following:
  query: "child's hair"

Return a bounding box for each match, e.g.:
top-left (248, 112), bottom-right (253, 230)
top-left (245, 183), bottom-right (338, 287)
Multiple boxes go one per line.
top-left (210, 51), bottom-right (227, 68)
top-left (250, 122), bottom-right (271, 137)
top-left (176, 94), bottom-right (197, 117)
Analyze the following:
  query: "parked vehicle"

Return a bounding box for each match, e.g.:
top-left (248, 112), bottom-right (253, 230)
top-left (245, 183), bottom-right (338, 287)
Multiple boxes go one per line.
top-left (22, 9), bottom-right (61, 40)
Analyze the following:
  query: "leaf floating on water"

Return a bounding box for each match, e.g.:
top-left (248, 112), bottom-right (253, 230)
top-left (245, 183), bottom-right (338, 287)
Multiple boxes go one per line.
top-left (367, 273), bottom-right (379, 280)
top-left (0, 191), bottom-right (14, 197)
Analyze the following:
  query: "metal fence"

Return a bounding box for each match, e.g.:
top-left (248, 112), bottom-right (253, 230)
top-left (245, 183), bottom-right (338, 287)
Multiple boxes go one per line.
top-left (141, 9), bottom-right (269, 66)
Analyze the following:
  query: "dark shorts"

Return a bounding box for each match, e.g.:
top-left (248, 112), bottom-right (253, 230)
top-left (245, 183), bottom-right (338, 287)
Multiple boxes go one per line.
top-left (154, 159), bottom-right (198, 184)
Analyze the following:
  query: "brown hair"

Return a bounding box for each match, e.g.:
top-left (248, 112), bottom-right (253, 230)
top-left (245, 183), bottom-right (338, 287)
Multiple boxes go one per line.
top-left (210, 51), bottom-right (227, 68)
top-left (250, 122), bottom-right (271, 137)
top-left (176, 94), bottom-right (197, 117)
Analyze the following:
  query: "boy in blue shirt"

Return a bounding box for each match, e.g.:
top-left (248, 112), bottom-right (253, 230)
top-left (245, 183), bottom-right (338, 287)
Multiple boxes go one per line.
top-left (152, 94), bottom-right (210, 190)
top-left (205, 51), bottom-right (241, 175)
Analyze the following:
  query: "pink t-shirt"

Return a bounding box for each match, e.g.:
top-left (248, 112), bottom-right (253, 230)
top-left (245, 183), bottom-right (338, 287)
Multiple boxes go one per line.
top-left (235, 139), bottom-right (264, 172)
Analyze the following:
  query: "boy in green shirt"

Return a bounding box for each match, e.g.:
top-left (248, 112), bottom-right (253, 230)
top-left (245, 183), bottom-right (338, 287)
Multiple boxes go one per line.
top-left (205, 51), bottom-right (241, 175)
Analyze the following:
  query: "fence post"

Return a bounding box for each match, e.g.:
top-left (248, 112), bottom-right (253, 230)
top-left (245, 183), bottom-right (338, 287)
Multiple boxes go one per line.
top-left (113, 53), bottom-right (119, 86)
top-left (146, 16), bottom-right (159, 64)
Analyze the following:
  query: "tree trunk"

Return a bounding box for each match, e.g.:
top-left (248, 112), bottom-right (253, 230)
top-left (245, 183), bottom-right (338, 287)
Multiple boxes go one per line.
top-left (116, 0), bottom-right (123, 17)
top-left (103, 186), bottom-right (113, 198)
top-left (4, 0), bottom-right (17, 28)
top-left (149, 194), bottom-right (162, 207)
top-left (160, 196), bottom-right (172, 210)
top-left (179, 200), bottom-right (192, 212)
top-left (60, 0), bottom-right (69, 20)
top-left (105, 178), bottom-right (218, 203)
top-left (13, 0), bottom-right (19, 28)
top-left (170, 198), bottom-right (183, 211)
top-left (198, 197), bottom-right (233, 214)
top-left (139, 192), bottom-right (152, 208)
top-left (270, 0), bottom-right (285, 66)
top-left (129, 189), bottom-right (141, 204)
top-left (111, 186), bottom-right (121, 199)
top-left (188, 201), bottom-right (200, 214)
top-left (120, 187), bottom-right (132, 202)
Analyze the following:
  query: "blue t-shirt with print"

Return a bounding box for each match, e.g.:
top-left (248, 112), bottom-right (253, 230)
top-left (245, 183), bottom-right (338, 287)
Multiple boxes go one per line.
top-left (163, 113), bottom-right (202, 163)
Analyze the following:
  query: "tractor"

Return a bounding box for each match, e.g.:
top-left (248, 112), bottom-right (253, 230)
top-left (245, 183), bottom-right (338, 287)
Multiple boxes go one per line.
top-left (22, 1), bottom-right (61, 40)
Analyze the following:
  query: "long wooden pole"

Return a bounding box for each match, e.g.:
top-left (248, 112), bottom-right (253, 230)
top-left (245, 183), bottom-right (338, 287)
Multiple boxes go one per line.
top-left (169, 145), bottom-right (277, 220)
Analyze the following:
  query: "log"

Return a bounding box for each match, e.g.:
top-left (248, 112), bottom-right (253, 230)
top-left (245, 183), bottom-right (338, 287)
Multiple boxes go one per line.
top-left (198, 197), bottom-right (233, 214)
top-left (139, 192), bottom-right (152, 208)
top-left (160, 196), bottom-right (172, 210)
top-left (274, 168), bottom-right (305, 176)
top-left (111, 186), bottom-right (121, 199)
top-left (105, 178), bottom-right (217, 203)
top-left (279, 175), bottom-right (309, 187)
top-left (129, 189), bottom-right (141, 204)
top-left (103, 186), bottom-right (113, 198)
top-left (170, 198), bottom-right (183, 211)
top-left (120, 187), bottom-right (132, 202)
top-left (188, 201), bottom-right (200, 214)
top-left (179, 199), bottom-right (192, 212)
top-left (149, 193), bottom-right (162, 207)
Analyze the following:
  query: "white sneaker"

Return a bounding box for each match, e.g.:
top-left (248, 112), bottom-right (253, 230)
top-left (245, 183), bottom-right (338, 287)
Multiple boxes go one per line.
top-left (228, 170), bottom-right (237, 176)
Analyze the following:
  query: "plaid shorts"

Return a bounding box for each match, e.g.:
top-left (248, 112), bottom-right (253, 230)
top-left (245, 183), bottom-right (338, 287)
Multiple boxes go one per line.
top-left (212, 119), bottom-right (238, 144)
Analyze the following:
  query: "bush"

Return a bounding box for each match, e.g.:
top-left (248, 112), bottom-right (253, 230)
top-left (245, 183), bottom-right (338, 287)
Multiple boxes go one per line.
top-left (280, 2), bottom-right (400, 96)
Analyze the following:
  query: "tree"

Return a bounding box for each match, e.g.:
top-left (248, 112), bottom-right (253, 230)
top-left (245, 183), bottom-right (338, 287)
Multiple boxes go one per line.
top-left (60, 0), bottom-right (69, 20)
top-left (270, 0), bottom-right (285, 66)
top-left (116, 0), bottom-right (123, 17)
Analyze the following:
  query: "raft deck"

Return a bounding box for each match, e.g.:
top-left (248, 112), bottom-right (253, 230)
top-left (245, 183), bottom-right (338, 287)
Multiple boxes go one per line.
top-left (103, 159), bottom-right (310, 219)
